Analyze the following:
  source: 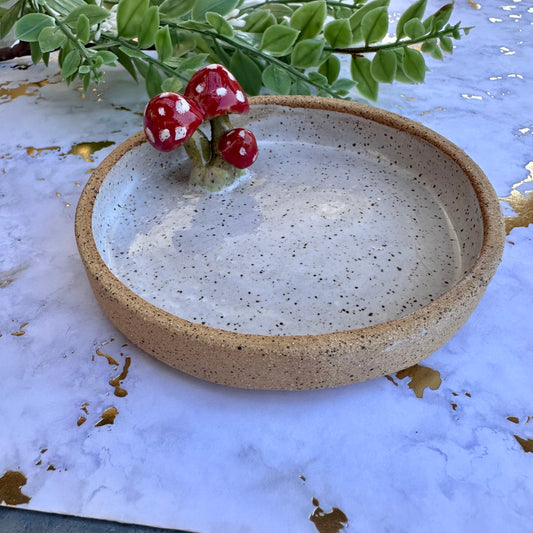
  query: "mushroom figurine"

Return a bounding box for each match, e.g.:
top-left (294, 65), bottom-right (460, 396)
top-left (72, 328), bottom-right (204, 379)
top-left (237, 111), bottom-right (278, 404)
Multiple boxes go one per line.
top-left (142, 64), bottom-right (258, 192)
top-left (219, 128), bottom-right (258, 169)
top-left (184, 63), bottom-right (249, 120)
top-left (143, 92), bottom-right (203, 152)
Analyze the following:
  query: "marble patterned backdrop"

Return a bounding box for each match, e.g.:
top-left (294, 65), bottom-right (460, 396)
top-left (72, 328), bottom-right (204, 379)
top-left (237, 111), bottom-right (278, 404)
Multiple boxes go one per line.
top-left (1, 0), bottom-right (532, 532)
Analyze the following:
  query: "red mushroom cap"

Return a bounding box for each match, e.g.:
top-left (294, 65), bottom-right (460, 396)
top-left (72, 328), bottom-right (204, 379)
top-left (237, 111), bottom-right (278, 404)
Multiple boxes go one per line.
top-left (184, 64), bottom-right (249, 120)
top-left (218, 128), bottom-right (258, 170)
top-left (143, 92), bottom-right (203, 152)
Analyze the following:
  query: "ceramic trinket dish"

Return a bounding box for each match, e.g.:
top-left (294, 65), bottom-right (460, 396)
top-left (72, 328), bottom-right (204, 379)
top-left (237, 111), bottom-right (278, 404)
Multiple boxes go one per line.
top-left (75, 95), bottom-right (505, 390)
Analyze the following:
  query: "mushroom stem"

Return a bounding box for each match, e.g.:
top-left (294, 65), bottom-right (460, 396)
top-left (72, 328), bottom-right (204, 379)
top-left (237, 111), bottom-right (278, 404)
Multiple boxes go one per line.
top-left (187, 114), bottom-right (244, 192)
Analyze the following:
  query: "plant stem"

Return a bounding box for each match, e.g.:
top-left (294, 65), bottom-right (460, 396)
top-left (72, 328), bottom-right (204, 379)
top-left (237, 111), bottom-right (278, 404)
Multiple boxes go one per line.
top-left (329, 26), bottom-right (469, 55)
top-left (239, 0), bottom-right (365, 13)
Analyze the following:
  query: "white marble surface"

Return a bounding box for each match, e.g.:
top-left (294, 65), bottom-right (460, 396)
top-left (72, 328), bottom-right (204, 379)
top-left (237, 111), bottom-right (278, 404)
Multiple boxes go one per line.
top-left (1, 1), bottom-right (532, 532)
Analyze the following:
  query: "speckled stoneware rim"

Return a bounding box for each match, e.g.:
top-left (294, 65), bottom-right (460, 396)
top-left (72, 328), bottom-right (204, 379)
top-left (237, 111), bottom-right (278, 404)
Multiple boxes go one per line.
top-left (75, 95), bottom-right (505, 390)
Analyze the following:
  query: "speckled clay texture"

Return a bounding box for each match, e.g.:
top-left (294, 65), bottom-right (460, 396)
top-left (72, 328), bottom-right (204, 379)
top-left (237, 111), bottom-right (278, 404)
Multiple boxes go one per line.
top-left (75, 96), bottom-right (505, 390)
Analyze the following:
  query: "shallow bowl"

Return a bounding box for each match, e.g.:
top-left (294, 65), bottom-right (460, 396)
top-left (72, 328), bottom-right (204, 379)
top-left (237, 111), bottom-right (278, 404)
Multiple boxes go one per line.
top-left (75, 96), bottom-right (505, 390)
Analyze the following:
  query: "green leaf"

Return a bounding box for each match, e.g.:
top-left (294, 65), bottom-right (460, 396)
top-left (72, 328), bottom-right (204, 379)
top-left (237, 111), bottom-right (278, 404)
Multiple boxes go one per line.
top-left (14, 13), bottom-right (54, 42)
top-left (1, 0), bottom-right (23, 40)
top-left (262, 64), bottom-right (292, 94)
top-left (331, 77), bottom-right (356, 95)
top-left (169, 53), bottom-right (209, 71)
top-left (61, 49), bottom-right (81, 78)
top-left (370, 48), bottom-right (397, 83)
top-left (318, 54), bottom-right (340, 84)
top-left (290, 78), bottom-right (311, 96)
top-left (290, 0), bottom-right (326, 40)
top-left (440, 35), bottom-right (454, 54)
top-left (420, 38), bottom-right (437, 53)
top-left (132, 57), bottom-right (149, 78)
top-left (78, 64), bottom-right (91, 74)
top-left (431, 2), bottom-right (454, 31)
top-left (159, 0), bottom-right (195, 19)
top-left (350, 56), bottom-right (378, 101)
top-left (260, 24), bottom-right (300, 56)
top-left (291, 39), bottom-right (324, 68)
top-left (117, 0), bottom-right (149, 38)
top-left (230, 50), bottom-right (263, 96)
top-left (430, 45), bottom-right (443, 60)
top-left (118, 44), bottom-right (146, 58)
top-left (65, 5), bottom-right (109, 27)
top-left (349, 0), bottom-right (389, 44)
top-left (146, 63), bottom-right (163, 97)
top-left (37, 25), bottom-right (67, 53)
top-left (206, 11), bottom-right (234, 37)
top-left (30, 41), bottom-right (42, 64)
top-left (396, 0), bottom-right (426, 39)
top-left (155, 25), bottom-right (173, 61)
top-left (161, 76), bottom-right (183, 92)
top-left (76, 14), bottom-right (91, 44)
top-left (361, 7), bottom-right (388, 45)
top-left (192, 0), bottom-right (239, 20)
top-left (308, 71), bottom-right (328, 85)
top-left (115, 47), bottom-right (138, 81)
top-left (243, 10), bottom-right (276, 33)
top-left (403, 17), bottom-right (426, 39)
top-left (138, 5), bottom-right (160, 48)
top-left (263, 3), bottom-right (294, 21)
top-left (324, 18), bottom-right (352, 48)
top-left (96, 50), bottom-right (118, 65)
top-left (403, 47), bottom-right (426, 82)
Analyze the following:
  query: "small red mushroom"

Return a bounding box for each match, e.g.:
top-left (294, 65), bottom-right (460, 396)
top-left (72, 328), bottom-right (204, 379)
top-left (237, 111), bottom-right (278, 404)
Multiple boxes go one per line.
top-left (143, 92), bottom-right (203, 152)
top-left (218, 128), bottom-right (258, 169)
top-left (184, 64), bottom-right (249, 120)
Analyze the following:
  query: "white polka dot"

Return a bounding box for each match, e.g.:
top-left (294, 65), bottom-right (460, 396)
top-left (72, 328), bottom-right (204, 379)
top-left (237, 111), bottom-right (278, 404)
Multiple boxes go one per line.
top-left (238, 130), bottom-right (245, 138)
top-left (158, 106), bottom-right (165, 116)
top-left (159, 129), bottom-right (170, 142)
top-left (236, 90), bottom-right (245, 102)
top-left (195, 83), bottom-right (205, 94)
top-left (145, 127), bottom-right (155, 144)
top-left (252, 152), bottom-right (258, 163)
top-left (216, 87), bottom-right (228, 97)
top-left (207, 64), bottom-right (218, 70)
top-left (228, 71), bottom-right (236, 81)
top-left (160, 92), bottom-right (171, 97)
top-left (175, 98), bottom-right (190, 114)
top-left (239, 147), bottom-right (246, 156)
top-left (175, 126), bottom-right (187, 140)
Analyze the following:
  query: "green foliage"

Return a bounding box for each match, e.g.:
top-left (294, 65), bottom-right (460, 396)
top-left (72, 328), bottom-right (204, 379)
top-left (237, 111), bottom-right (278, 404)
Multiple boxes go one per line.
top-left (3, 0), bottom-right (471, 102)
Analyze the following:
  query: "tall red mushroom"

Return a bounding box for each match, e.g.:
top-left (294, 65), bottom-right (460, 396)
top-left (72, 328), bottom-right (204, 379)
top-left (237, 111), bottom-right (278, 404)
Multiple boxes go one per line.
top-left (184, 64), bottom-right (249, 120)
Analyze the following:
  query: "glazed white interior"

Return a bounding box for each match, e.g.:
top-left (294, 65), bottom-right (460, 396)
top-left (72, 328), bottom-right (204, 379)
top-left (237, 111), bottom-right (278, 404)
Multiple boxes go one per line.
top-left (92, 105), bottom-right (483, 335)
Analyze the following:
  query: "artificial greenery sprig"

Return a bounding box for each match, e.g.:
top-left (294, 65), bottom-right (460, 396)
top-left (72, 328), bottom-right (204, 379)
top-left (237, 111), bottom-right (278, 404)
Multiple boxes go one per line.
top-left (2, 0), bottom-right (471, 101)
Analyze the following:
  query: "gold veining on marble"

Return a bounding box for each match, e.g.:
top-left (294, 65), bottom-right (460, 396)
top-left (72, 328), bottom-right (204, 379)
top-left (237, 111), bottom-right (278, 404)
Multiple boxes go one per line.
top-left (420, 106), bottom-right (446, 117)
top-left (500, 162), bottom-right (533, 234)
top-left (26, 146), bottom-right (61, 158)
top-left (451, 402), bottom-right (458, 411)
top-left (47, 465), bottom-right (56, 471)
top-left (95, 406), bottom-right (119, 427)
top-left (96, 348), bottom-right (119, 367)
top-left (507, 416), bottom-right (520, 424)
top-left (109, 357), bottom-right (131, 397)
top-left (396, 365), bottom-right (442, 398)
top-left (467, 0), bottom-right (481, 9)
top-left (77, 416), bottom-right (87, 426)
top-left (0, 79), bottom-right (53, 103)
top-left (310, 498), bottom-right (348, 533)
top-left (11, 322), bottom-right (28, 336)
top-left (0, 471), bottom-right (31, 506)
top-left (514, 435), bottom-right (533, 453)
top-left (81, 402), bottom-right (89, 414)
top-left (67, 141), bottom-right (115, 163)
